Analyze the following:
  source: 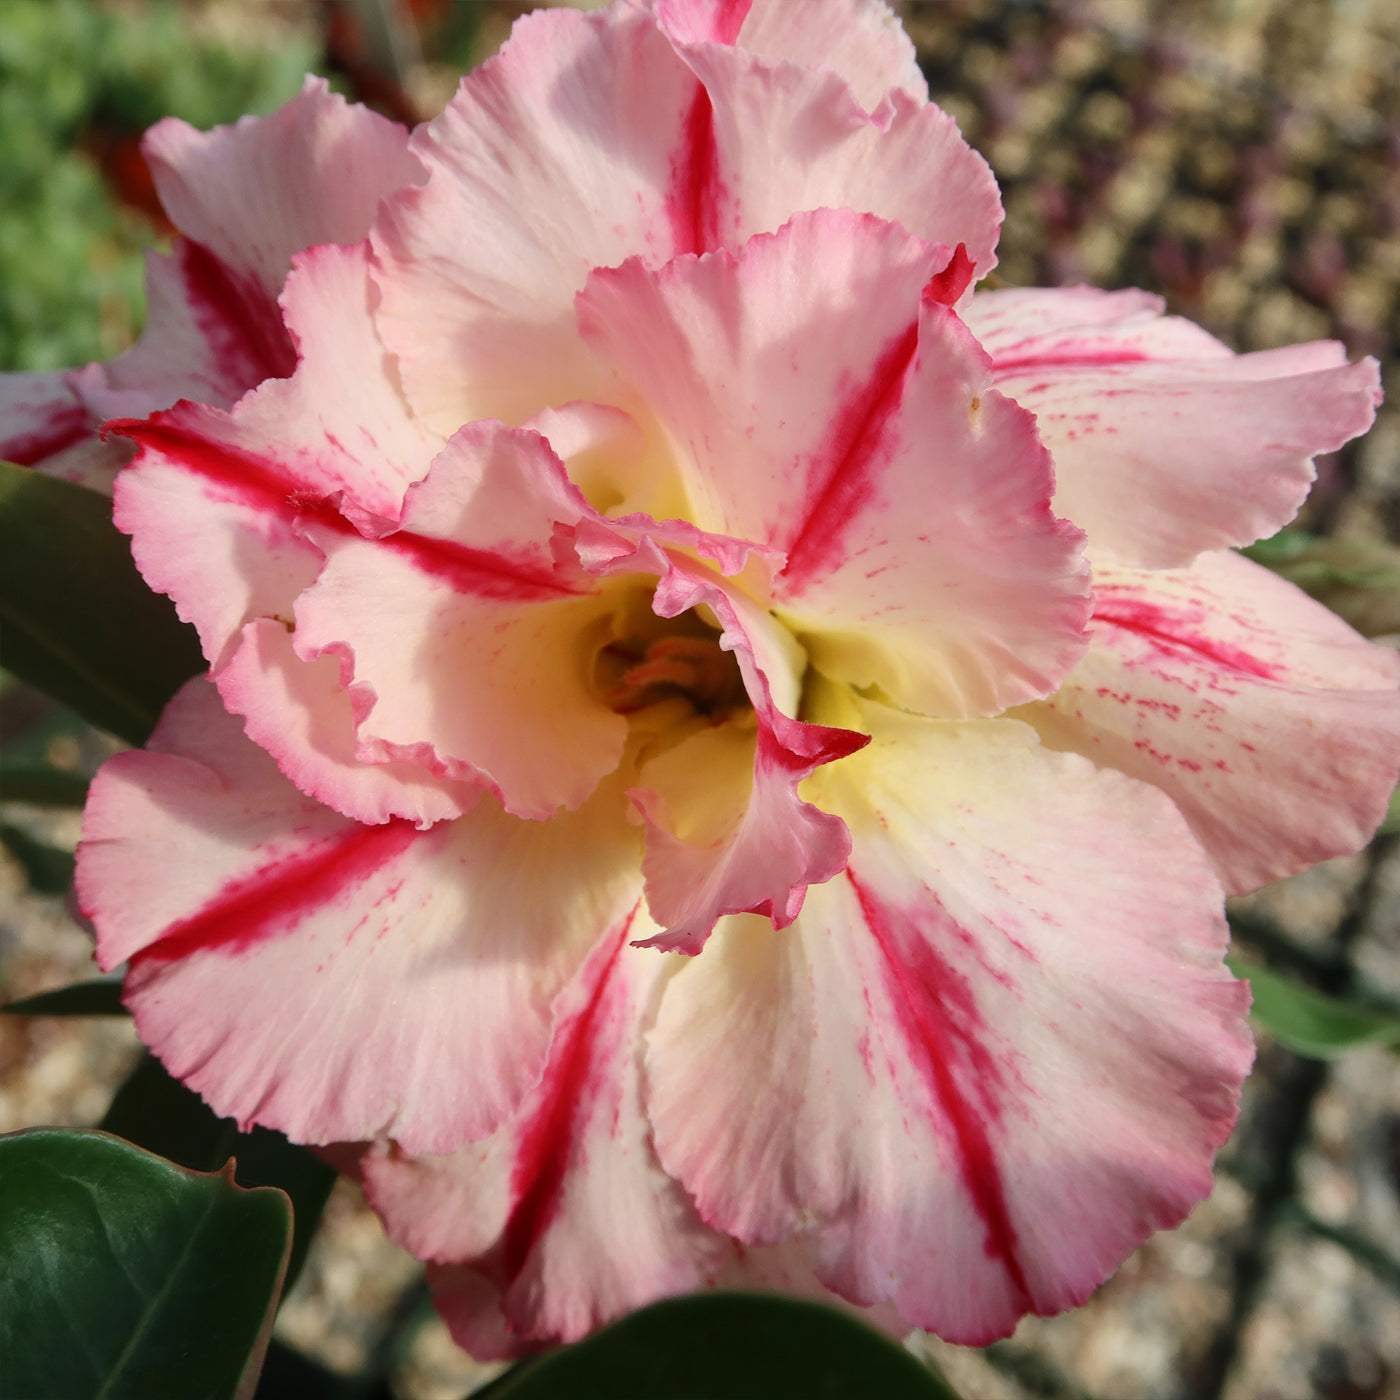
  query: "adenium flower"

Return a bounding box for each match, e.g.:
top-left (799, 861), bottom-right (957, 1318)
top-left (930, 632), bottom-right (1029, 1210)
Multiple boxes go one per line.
top-left (17, 0), bottom-right (1394, 1356)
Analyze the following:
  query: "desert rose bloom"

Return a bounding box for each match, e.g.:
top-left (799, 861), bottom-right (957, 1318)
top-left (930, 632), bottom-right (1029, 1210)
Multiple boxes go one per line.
top-left (65, 0), bottom-right (1397, 1356)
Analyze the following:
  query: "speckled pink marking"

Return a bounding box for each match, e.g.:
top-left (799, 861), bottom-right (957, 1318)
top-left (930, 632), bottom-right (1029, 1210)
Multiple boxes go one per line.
top-left (133, 820), bottom-right (420, 964)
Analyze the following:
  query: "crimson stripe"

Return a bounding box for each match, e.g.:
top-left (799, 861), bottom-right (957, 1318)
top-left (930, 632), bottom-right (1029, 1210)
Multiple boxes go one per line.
top-left (666, 86), bottom-right (724, 256)
top-left (112, 417), bottom-right (357, 538)
top-left (2, 405), bottom-right (89, 466)
top-left (660, 0), bottom-right (748, 252)
top-left (378, 527), bottom-right (586, 602)
top-left (119, 418), bottom-right (580, 600)
top-left (133, 819), bottom-right (421, 965)
top-left (849, 872), bottom-right (1033, 1307)
top-left (777, 319), bottom-right (919, 593)
top-left (992, 348), bottom-right (1148, 375)
top-left (1094, 595), bottom-right (1278, 681)
top-left (501, 921), bottom-right (632, 1278)
top-left (179, 239), bottom-right (298, 384)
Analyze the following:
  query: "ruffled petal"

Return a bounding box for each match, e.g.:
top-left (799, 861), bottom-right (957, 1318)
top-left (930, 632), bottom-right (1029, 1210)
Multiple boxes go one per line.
top-left (78, 679), bottom-right (643, 1155)
top-left (112, 403), bottom-right (327, 674)
top-left (143, 75), bottom-right (423, 304)
top-left (656, 0), bottom-right (928, 110)
top-left (1016, 550), bottom-right (1400, 893)
top-left (72, 241), bottom-right (298, 427)
top-left (963, 287), bottom-right (1382, 568)
top-left (27, 80), bottom-right (421, 479)
top-left (361, 917), bottom-right (725, 1356)
top-left (647, 702), bottom-right (1252, 1343)
top-left (218, 620), bottom-right (482, 828)
top-left (576, 209), bottom-right (939, 548)
top-left (265, 240), bottom-right (446, 520)
top-left (578, 210), bottom-right (1089, 719)
top-left (113, 240), bottom-right (441, 673)
top-left (371, 3), bottom-right (999, 436)
top-left (371, 3), bottom-right (704, 432)
top-left (660, 24), bottom-right (998, 283)
top-left (290, 421), bottom-right (626, 822)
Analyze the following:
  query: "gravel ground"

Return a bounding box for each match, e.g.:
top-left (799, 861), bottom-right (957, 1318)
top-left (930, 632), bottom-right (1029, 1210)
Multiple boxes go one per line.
top-left (2, 2), bottom-right (1397, 1397)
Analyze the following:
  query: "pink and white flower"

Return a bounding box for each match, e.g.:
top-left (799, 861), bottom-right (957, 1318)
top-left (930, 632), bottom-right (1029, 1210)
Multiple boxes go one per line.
top-left (55, 0), bottom-right (1397, 1356)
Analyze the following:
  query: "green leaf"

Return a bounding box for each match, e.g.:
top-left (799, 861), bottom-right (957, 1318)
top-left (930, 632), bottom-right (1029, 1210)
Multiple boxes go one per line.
top-left (477, 1292), bottom-right (962, 1400)
top-left (1380, 780), bottom-right (1400, 837)
top-left (1229, 956), bottom-right (1400, 1059)
top-left (1241, 527), bottom-right (1319, 566)
top-left (0, 460), bottom-right (205, 744)
top-left (102, 1053), bottom-right (336, 1294)
top-left (2, 975), bottom-right (127, 1016)
top-left (0, 820), bottom-right (75, 893)
top-left (0, 1127), bottom-right (290, 1400)
top-left (0, 763), bottom-right (90, 805)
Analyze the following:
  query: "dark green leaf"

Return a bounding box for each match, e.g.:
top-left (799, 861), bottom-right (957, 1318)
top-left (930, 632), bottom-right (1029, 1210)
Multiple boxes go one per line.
top-left (102, 1050), bottom-right (240, 1171)
top-left (253, 1339), bottom-right (395, 1400)
top-left (2, 976), bottom-right (127, 1016)
top-left (478, 1292), bottom-right (961, 1400)
top-left (0, 460), bottom-right (205, 745)
top-left (0, 820), bottom-right (75, 893)
top-left (1229, 956), bottom-right (1400, 1059)
top-left (102, 1053), bottom-right (336, 1293)
top-left (0, 763), bottom-right (90, 806)
top-left (0, 1127), bottom-right (290, 1400)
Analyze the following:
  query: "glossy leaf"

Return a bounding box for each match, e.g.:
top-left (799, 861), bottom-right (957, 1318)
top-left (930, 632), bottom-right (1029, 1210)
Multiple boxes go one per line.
top-left (477, 1292), bottom-right (962, 1400)
top-left (2, 975), bottom-right (127, 1016)
top-left (0, 1127), bottom-right (290, 1400)
top-left (1229, 955), bottom-right (1400, 1059)
top-left (102, 1052), bottom-right (336, 1293)
top-left (0, 460), bottom-right (205, 744)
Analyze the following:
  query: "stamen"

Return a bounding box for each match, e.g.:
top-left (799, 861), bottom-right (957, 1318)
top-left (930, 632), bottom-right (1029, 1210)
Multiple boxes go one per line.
top-left (599, 630), bottom-right (746, 717)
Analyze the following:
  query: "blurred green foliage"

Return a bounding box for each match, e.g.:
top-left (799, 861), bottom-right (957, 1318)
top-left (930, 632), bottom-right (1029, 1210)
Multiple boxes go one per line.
top-left (0, 0), bottom-right (317, 372)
